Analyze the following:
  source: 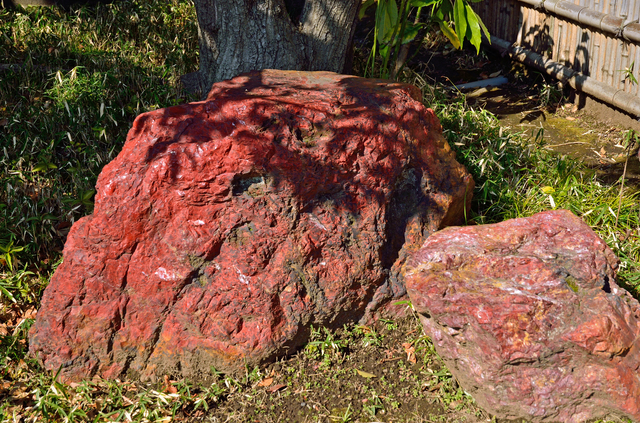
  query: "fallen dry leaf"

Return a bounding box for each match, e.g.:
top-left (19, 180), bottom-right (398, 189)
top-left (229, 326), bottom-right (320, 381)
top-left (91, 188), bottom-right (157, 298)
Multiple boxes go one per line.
top-left (356, 369), bottom-right (376, 378)
top-left (162, 375), bottom-right (177, 394)
top-left (10, 382), bottom-right (31, 399)
top-left (402, 342), bottom-right (416, 364)
top-left (23, 307), bottom-right (37, 320)
top-left (267, 383), bottom-right (287, 393)
top-left (122, 394), bottom-right (135, 405)
top-left (256, 377), bottom-right (273, 387)
top-left (428, 382), bottom-right (442, 392)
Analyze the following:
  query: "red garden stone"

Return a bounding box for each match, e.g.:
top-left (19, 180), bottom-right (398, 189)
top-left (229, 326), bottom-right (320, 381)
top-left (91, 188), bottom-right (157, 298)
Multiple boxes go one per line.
top-left (29, 70), bottom-right (473, 382)
top-left (404, 209), bottom-right (640, 422)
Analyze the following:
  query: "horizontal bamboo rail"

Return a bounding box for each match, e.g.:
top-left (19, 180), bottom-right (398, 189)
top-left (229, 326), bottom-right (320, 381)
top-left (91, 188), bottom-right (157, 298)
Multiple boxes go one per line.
top-left (518, 0), bottom-right (640, 43)
top-left (490, 35), bottom-right (640, 116)
top-left (474, 0), bottom-right (640, 118)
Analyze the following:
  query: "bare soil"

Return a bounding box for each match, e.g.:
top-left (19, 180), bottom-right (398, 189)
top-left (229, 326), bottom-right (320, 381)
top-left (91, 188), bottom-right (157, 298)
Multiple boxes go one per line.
top-left (182, 314), bottom-right (489, 423)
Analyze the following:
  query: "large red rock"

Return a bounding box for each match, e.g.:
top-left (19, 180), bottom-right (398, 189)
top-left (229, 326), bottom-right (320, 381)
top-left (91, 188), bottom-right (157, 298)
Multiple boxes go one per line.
top-left (404, 210), bottom-right (640, 422)
top-left (29, 70), bottom-right (473, 382)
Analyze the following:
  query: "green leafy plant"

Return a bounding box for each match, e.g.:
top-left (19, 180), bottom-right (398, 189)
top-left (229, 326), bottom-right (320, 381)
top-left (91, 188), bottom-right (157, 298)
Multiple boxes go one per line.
top-left (620, 61), bottom-right (638, 85)
top-left (62, 189), bottom-right (95, 213)
top-left (539, 81), bottom-right (563, 108)
top-left (0, 267), bottom-right (35, 304)
top-left (32, 368), bottom-right (88, 422)
top-left (305, 326), bottom-right (349, 364)
top-left (363, 393), bottom-right (384, 417)
top-left (615, 129), bottom-right (640, 226)
top-left (0, 313), bottom-right (34, 370)
top-left (355, 324), bottom-right (384, 347)
top-left (0, 237), bottom-right (25, 273)
top-left (361, 0), bottom-right (490, 79)
top-left (32, 158), bottom-right (58, 173)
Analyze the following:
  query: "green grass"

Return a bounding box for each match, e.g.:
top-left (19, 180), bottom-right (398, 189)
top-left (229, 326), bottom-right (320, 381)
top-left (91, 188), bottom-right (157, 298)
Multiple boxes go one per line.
top-left (1, 1), bottom-right (639, 422)
top-left (0, 0), bottom-right (198, 278)
top-left (1, 314), bottom-right (480, 422)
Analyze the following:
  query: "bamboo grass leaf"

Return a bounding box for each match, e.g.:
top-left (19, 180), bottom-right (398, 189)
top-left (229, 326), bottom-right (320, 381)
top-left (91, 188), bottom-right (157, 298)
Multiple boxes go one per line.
top-left (437, 19), bottom-right (461, 49)
top-left (359, 0), bottom-right (376, 19)
top-left (454, 0), bottom-right (467, 47)
top-left (410, 0), bottom-right (437, 6)
top-left (465, 3), bottom-right (481, 53)
top-left (477, 9), bottom-right (491, 43)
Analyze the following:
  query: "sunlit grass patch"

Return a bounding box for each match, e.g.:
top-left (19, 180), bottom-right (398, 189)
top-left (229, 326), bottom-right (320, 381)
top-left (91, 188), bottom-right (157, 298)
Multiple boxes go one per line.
top-left (0, 315), bottom-right (480, 422)
top-left (0, 0), bottom-right (198, 274)
top-left (46, 66), bottom-right (108, 108)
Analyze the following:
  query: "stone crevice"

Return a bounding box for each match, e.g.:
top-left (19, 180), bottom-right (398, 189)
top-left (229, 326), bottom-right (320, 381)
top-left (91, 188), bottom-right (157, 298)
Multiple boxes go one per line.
top-left (120, 242), bottom-right (139, 290)
top-left (140, 321), bottom-right (165, 376)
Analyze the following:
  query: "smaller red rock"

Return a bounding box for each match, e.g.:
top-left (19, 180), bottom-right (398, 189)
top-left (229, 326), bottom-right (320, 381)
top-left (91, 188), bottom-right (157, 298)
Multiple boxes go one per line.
top-left (404, 210), bottom-right (640, 422)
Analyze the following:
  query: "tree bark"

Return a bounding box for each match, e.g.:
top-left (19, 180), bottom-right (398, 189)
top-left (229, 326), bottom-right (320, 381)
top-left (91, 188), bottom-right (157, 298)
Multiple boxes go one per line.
top-left (193, 0), bottom-right (360, 94)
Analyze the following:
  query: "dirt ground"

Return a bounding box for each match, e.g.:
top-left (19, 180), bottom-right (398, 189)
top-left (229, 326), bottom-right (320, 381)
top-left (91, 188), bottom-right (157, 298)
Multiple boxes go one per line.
top-left (186, 314), bottom-right (492, 423)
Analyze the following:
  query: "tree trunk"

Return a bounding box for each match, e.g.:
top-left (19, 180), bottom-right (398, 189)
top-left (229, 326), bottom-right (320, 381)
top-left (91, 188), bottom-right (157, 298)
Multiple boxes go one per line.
top-left (193, 0), bottom-right (360, 94)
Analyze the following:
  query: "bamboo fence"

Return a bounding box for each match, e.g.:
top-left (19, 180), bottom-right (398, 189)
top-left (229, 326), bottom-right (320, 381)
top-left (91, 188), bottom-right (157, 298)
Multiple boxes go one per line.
top-left (474, 0), bottom-right (640, 116)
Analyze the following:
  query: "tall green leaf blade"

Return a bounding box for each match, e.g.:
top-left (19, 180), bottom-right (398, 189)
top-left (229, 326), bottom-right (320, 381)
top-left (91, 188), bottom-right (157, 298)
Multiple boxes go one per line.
top-left (388, 0), bottom-right (399, 26)
top-left (410, 0), bottom-right (437, 6)
top-left (383, 6), bottom-right (393, 39)
top-left (454, 0), bottom-right (467, 48)
top-left (465, 3), bottom-right (481, 53)
top-left (384, 0), bottom-right (399, 40)
top-left (378, 0), bottom-right (397, 42)
top-left (359, 0), bottom-right (376, 20)
top-left (375, 0), bottom-right (388, 43)
top-left (438, 20), bottom-right (461, 49)
top-left (476, 10), bottom-right (491, 43)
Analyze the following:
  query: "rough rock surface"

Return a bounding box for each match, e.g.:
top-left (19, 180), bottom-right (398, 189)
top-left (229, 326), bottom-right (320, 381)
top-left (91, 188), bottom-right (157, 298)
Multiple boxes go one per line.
top-left (30, 70), bottom-right (473, 382)
top-left (404, 209), bottom-right (640, 422)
